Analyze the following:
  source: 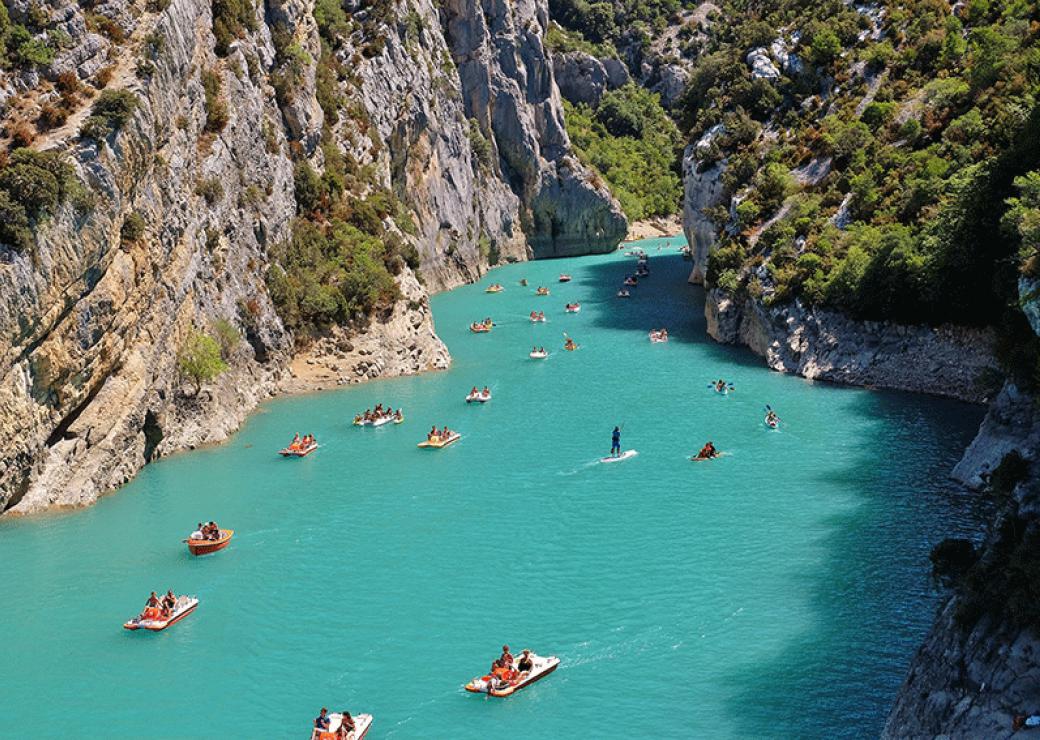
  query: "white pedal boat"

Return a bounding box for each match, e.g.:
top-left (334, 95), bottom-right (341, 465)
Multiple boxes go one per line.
top-left (310, 712), bottom-right (373, 740)
top-left (465, 653), bottom-right (560, 697)
top-left (466, 391), bottom-right (492, 403)
top-left (124, 596), bottom-right (198, 631)
top-left (529, 350), bottom-right (548, 359)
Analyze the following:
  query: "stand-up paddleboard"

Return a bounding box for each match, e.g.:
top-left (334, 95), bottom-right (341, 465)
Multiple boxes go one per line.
top-left (600, 449), bottom-right (638, 463)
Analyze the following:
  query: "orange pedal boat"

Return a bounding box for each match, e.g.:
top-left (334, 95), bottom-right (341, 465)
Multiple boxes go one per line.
top-left (185, 528), bottom-right (234, 556)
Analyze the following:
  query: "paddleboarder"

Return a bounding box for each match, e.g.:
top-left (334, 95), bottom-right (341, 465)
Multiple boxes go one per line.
top-left (611, 426), bottom-right (621, 458)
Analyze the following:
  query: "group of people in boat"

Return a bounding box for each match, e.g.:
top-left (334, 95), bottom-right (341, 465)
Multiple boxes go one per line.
top-left (190, 521), bottom-right (223, 541)
top-left (694, 441), bottom-right (720, 460)
top-left (529, 310), bottom-right (545, 322)
top-left (469, 386), bottom-right (491, 398)
top-left (470, 317), bottom-right (494, 332)
top-left (487, 283), bottom-right (503, 292)
top-left (487, 645), bottom-right (534, 689)
top-left (530, 346), bottom-right (548, 355)
top-left (139, 590), bottom-right (179, 621)
top-left (649, 328), bottom-right (669, 342)
top-left (287, 433), bottom-right (318, 450)
top-left (536, 286), bottom-right (550, 296)
top-left (427, 425), bottom-right (456, 442)
top-left (623, 276), bottom-right (638, 286)
top-left (565, 302), bottom-right (580, 311)
top-left (353, 403), bottom-right (402, 425)
top-left (312, 708), bottom-right (357, 739)
top-left (563, 337), bottom-right (577, 351)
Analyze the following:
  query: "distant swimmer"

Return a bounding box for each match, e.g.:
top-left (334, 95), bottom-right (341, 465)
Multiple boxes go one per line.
top-left (611, 426), bottom-right (621, 458)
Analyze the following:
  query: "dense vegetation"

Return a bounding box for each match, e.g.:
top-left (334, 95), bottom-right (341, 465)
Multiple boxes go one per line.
top-left (564, 84), bottom-right (682, 221)
top-left (684, 0), bottom-right (1040, 385)
top-left (0, 148), bottom-right (82, 252)
top-left (265, 4), bottom-right (420, 340)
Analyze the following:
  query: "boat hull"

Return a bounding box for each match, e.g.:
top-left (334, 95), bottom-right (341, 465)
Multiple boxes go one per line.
top-left (187, 529), bottom-right (234, 556)
top-left (417, 433), bottom-right (461, 449)
top-left (124, 599), bottom-right (198, 631)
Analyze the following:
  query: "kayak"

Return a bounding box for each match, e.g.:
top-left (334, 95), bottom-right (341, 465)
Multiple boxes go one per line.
top-left (563, 343), bottom-right (577, 351)
top-left (529, 350), bottom-right (548, 359)
top-left (280, 443), bottom-right (318, 457)
top-left (185, 529), bottom-right (233, 556)
top-left (601, 449), bottom-right (638, 463)
top-left (417, 432), bottom-right (461, 449)
top-left (124, 596), bottom-right (198, 631)
top-left (466, 392), bottom-right (492, 403)
top-left (713, 385), bottom-right (730, 395)
top-left (312, 712), bottom-right (373, 740)
top-left (565, 304), bottom-right (581, 313)
top-left (465, 653), bottom-right (560, 697)
top-left (765, 416), bottom-right (779, 429)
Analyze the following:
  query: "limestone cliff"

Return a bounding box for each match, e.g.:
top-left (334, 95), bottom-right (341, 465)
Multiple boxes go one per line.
top-left (0, 0), bottom-right (624, 514)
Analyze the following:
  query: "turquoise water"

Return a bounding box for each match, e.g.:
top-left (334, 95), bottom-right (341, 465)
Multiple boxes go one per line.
top-left (0, 238), bottom-right (987, 738)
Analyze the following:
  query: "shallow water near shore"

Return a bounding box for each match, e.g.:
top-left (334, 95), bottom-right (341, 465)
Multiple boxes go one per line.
top-left (0, 237), bottom-right (988, 738)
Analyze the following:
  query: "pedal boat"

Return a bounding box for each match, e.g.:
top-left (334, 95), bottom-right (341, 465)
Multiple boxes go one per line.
top-left (470, 322), bottom-right (492, 333)
top-left (565, 303), bottom-right (581, 313)
top-left (465, 653), bottom-right (560, 697)
top-left (279, 442), bottom-right (318, 457)
top-left (185, 529), bottom-right (234, 556)
top-left (124, 596), bottom-right (198, 631)
top-left (311, 712), bottom-right (373, 740)
top-left (417, 432), bottom-right (461, 449)
top-left (558, 274), bottom-right (571, 282)
top-left (466, 391), bottom-right (492, 403)
top-left (535, 287), bottom-right (550, 296)
top-left (485, 284), bottom-right (503, 293)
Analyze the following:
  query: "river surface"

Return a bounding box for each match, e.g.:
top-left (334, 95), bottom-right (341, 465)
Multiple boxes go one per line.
top-left (0, 238), bottom-right (988, 738)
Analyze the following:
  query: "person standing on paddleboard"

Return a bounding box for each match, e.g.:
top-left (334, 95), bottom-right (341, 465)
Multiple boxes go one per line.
top-left (611, 426), bottom-right (621, 457)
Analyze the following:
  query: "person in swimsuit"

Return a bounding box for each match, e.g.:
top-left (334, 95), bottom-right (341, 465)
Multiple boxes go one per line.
top-left (611, 427), bottom-right (621, 457)
top-left (517, 649), bottom-right (534, 673)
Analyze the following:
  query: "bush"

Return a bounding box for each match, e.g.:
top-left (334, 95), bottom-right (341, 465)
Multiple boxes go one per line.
top-left (209, 317), bottom-right (241, 359)
top-left (177, 330), bottom-right (229, 395)
top-left (201, 67), bottom-right (229, 133)
top-left (195, 177), bottom-right (224, 204)
top-left (120, 211), bottom-right (147, 243)
top-left (212, 0), bottom-right (257, 56)
top-left (0, 190), bottom-right (33, 252)
top-left (468, 118), bottom-right (492, 170)
top-left (0, 148), bottom-right (74, 220)
top-left (80, 89), bottom-right (138, 141)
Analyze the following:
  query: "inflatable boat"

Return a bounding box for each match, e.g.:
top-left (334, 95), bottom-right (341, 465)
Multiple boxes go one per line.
top-left (311, 712), bottom-right (373, 740)
top-left (465, 653), bottom-right (559, 697)
top-left (124, 596), bottom-right (198, 631)
top-left (185, 529), bottom-right (233, 556)
top-left (417, 432), bottom-right (461, 449)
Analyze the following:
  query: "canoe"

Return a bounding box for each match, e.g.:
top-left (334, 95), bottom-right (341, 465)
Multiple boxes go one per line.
top-left (417, 432), bottom-right (461, 449)
top-left (280, 443), bottom-right (318, 457)
top-left (312, 712), bottom-right (373, 740)
top-left (465, 653), bottom-right (559, 697)
top-left (466, 392), bottom-right (491, 403)
top-left (124, 596), bottom-right (198, 631)
top-left (185, 529), bottom-right (234, 556)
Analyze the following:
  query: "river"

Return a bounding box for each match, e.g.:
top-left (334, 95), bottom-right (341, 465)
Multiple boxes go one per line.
top-left (0, 237), bottom-right (987, 737)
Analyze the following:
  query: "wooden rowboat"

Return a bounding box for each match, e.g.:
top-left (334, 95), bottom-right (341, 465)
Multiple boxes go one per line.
top-left (185, 528), bottom-right (234, 556)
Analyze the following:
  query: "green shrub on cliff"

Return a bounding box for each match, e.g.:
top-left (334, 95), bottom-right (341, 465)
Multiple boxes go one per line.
top-left (202, 67), bottom-right (229, 134)
top-left (565, 84), bottom-right (682, 221)
top-left (212, 0), bottom-right (257, 56)
top-left (177, 330), bottom-right (228, 396)
top-left (80, 89), bottom-right (139, 142)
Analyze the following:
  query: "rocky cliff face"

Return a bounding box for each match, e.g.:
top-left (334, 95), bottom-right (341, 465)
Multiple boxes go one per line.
top-left (0, 0), bottom-right (624, 515)
top-left (704, 288), bottom-right (999, 402)
top-left (681, 124), bottom-right (726, 285)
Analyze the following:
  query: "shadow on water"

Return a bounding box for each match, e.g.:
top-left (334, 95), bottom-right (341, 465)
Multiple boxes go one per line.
top-left (715, 387), bottom-right (990, 738)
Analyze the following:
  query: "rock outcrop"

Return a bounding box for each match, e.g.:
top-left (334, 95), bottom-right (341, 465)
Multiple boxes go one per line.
top-left (0, 0), bottom-right (624, 515)
top-left (705, 289), bottom-right (999, 402)
top-left (443, 0), bottom-right (627, 259)
top-left (552, 50), bottom-right (628, 107)
top-left (682, 124), bottom-right (727, 284)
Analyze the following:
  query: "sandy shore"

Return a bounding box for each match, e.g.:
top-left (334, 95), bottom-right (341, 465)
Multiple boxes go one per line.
top-left (625, 214), bottom-right (684, 241)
